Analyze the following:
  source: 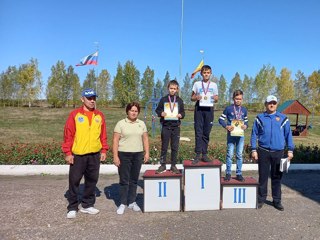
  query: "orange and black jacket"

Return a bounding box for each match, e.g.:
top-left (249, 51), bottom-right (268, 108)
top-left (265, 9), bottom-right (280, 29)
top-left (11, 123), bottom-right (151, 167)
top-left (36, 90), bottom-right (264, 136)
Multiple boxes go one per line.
top-left (62, 107), bottom-right (109, 156)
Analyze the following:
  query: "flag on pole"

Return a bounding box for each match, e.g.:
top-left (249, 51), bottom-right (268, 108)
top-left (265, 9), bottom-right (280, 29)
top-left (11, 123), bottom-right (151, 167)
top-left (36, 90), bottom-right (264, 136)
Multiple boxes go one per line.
top-left (76, 51), bottom-right (98, 66)
top-left (191, 60), bottom-right (204, 78)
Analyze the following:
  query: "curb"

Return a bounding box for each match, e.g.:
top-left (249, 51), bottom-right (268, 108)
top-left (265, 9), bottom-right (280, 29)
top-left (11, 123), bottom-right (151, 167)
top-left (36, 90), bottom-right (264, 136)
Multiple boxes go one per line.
top-left (0, 164), bottom-right (319, 176)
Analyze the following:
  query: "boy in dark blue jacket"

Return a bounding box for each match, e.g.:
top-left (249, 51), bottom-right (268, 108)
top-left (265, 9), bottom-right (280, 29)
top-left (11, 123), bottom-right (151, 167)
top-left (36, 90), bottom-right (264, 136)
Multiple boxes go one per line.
top-left (219, 90), bottom-right (248, 182)
top-left (155, 80), bottom-right (185, 174)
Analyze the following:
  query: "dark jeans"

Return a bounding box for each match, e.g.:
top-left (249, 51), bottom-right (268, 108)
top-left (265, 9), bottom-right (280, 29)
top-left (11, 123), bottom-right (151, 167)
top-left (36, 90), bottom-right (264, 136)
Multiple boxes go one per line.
top-left (194, 104), bottom-right (214, 154)
top-left (67, 152), bottom-right (100, 211)
top-left (160, 126), bottom-right (180, 166)
top-left (257, 148), bottom-right (284, 203)
top-left (118, 151), bottom-right (143, 205)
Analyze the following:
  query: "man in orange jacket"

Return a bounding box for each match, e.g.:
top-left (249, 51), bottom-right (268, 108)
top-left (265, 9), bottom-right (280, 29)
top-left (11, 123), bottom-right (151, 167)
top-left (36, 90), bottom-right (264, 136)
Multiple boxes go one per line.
top-left (62, 88), bottom-right (109, 219)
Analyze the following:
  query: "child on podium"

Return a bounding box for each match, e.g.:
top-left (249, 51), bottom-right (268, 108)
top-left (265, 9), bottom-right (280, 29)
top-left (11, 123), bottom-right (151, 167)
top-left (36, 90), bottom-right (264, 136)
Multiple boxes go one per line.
top-left (155, 80), bottom-right (185, 174)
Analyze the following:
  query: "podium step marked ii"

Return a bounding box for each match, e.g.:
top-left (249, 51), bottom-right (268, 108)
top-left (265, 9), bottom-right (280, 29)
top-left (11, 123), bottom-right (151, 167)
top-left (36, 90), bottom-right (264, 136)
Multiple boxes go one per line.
top-left (183, 160), bottom-right (222, 211)
top-left (221, 177), bottom-right (258, 209)
top-left (143, 169), bottom-right (182, 212)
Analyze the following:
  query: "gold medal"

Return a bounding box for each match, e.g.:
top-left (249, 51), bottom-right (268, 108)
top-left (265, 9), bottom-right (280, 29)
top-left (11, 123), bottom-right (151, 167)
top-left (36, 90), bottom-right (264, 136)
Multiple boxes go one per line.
top-left (204, 96), bottom-right (207, 100)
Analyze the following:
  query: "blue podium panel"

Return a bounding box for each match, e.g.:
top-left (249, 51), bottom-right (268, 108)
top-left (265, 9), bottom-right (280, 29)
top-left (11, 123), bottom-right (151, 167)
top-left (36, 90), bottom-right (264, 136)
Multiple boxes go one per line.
top-left (183, 160), bottom-right (222, 211)
top-left (143, 170), bottom-right (182, 212)
top-left (221, 177), bottom-right (258, 209)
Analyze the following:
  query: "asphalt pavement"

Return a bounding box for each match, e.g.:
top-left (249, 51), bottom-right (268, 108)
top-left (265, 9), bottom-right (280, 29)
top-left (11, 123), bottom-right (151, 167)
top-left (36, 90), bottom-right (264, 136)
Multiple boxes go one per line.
top-left (0, 170), bottom-right (319, 240)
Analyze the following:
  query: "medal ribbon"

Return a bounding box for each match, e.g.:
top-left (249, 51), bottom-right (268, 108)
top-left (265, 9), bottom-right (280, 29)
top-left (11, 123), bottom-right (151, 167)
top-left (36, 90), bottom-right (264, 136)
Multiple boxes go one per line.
top-left (168, 95), bottom-right (176, 113)
top-left (201, 81), bottom-right (210, 96)
top-left (233, 105), bottom-right (242, 120)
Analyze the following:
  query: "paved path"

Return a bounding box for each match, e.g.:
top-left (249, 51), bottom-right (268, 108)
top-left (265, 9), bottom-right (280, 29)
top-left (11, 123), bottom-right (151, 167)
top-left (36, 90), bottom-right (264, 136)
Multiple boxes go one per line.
top-left (0, 171), bottom-right (319, 240)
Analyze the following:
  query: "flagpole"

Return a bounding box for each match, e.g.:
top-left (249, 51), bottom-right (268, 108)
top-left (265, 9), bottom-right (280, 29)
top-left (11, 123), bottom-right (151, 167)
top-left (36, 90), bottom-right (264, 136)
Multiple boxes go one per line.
top-left (200, 49), bottom-right (204, 62)
top-left (179, 0), bottom-right (184, 82)
top-left (94, 41), bottom-right (99, 109)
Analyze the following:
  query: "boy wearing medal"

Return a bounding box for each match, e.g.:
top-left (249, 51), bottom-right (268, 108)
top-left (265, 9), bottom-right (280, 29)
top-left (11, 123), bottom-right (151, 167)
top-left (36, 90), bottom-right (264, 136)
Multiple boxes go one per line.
top-left (191, 65), bottom-right (218, 164)
top-left (155, 80), bottom-right (185, 174)
top-left (219, 90), bottom-right (248, 181)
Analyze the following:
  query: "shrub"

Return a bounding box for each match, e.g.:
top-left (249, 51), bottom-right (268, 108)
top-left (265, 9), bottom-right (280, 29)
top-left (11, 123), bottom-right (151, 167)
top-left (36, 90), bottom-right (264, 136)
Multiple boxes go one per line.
top-left (0, 142), bottom-right (319, 165)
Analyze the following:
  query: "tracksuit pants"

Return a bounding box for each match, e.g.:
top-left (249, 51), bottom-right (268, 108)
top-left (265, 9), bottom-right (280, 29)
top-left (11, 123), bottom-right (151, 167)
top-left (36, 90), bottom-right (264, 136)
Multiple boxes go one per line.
top-left (257, 148), bottom-right (284, 203)
top-left (160, 126), bottom-right (180, 166)
top-left (194, 105), bottom-right (214, 155)
top-left (67, 152), bottom-right (100, 211)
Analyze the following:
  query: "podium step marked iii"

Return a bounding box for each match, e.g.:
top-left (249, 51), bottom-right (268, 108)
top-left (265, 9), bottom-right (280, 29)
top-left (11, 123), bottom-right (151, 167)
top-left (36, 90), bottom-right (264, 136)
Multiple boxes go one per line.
top-left (143, 169), bottom-right (182, 212)
top-left (221, 177), bottom-right (258, 209)
top-left (183, 160), bottom-right (222, 211)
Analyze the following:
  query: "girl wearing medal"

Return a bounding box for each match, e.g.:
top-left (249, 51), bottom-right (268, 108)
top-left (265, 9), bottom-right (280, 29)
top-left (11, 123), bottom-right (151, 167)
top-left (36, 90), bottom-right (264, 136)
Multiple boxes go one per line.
top-left (191, 65), bottom-right (219, 164)
top-left (155, 80), bottom-right (185, 174)
top-left (218, 90), bottom-right (248, 182)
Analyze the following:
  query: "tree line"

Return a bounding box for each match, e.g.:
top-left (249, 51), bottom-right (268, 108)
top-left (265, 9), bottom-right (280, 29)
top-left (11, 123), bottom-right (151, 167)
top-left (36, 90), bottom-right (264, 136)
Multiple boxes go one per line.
top-left (0, 58), bottom-right (319, 113)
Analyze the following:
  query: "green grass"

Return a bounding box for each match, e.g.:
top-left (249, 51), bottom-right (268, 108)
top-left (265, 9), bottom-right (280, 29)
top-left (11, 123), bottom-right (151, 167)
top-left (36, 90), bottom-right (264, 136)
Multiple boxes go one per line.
top-left (0, 106), bottom-right (319, 147)
top-left (0, 106), bottom-right (319, 164)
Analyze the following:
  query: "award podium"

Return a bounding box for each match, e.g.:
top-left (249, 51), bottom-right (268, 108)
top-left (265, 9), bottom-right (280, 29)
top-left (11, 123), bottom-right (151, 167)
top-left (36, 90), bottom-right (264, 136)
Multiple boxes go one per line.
top-left (183, 160), bottom-right (222, 211)
top-left (143, 160), bottom-right (258, 212)
top-left (221, 176), bottom-right (258, 209)
top-left (143, 169), bottom-right (182, 212)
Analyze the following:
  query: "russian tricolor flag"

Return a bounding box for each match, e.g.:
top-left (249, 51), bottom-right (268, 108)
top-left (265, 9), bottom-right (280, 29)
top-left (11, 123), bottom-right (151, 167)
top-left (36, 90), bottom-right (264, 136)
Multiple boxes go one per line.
top-left (76, 51), bottom-right (98, 66)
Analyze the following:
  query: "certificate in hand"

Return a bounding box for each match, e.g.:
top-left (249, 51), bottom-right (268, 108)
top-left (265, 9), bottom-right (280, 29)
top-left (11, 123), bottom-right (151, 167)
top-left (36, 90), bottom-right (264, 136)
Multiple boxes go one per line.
top-left (230, 120), bottom-right (244, 137)
top-left (164, 102), bottom-right (179, 120)
top-left (199, 90), bottom-right (214, 107)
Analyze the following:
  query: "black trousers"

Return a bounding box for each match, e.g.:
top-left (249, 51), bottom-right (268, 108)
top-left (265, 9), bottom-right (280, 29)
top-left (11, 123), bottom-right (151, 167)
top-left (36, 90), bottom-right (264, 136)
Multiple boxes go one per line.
top-left (257, 148), bottom-right (284, 203)
top-left (160, 126), bottom-right (180, 166)
top-left (194, 105), bottom-right (214, 154)
top-left (67, 152), bottom-right (100, 211)
top-left (118, 151), bottom-right (143, 205)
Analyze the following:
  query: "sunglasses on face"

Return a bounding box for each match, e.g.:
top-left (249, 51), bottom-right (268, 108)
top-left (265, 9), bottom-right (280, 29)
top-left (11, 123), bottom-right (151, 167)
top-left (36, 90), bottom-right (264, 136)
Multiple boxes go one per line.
top-left (268, 101), bottom-right (277, 105)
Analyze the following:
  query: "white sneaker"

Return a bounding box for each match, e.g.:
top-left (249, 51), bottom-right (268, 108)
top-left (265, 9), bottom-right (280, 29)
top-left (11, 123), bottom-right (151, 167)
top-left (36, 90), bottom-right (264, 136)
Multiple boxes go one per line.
top-left (67, 210), bottom-right (77, 219)
top-left (80, 207), bottom-right (100, 215)
top-left (116, 204), bottom-right (126, 215)
top-left (128, 202), bottom-right (141, 212)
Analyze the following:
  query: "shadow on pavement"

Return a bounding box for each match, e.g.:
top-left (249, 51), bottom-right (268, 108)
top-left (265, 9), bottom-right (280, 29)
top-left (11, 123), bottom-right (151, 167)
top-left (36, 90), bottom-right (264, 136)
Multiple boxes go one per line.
top-left (281, 170), bottom-right (320, 204)
top-left (103, 179), bottom-right (144, 209)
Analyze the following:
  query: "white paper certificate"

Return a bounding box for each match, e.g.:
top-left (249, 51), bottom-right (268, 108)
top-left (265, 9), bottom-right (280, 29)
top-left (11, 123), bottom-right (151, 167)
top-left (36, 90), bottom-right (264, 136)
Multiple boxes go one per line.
top-left (164, 102), bottom-right (179, 120)
top-left (230, 120), bottom-right (244, 137)
top-left (199, 88), bottom-right (214, 107)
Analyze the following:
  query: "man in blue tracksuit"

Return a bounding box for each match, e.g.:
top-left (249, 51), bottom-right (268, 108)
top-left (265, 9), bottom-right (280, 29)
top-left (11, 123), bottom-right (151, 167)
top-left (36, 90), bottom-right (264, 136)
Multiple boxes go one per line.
top-left (251, 95), bottom-right (294, 211)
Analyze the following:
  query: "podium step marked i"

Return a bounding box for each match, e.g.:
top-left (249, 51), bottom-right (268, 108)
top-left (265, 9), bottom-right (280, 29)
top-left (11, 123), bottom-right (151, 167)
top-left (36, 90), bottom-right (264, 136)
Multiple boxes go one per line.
top-left (221, 177), bottom-right (258, 209)
top-left (183, 160), bottom-right (222, 211)
top-left (143, 169), bottom-right (182, 212)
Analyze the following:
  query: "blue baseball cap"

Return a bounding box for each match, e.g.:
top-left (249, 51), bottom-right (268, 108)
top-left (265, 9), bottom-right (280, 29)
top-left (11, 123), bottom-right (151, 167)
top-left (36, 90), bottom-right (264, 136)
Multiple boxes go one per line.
top-left (82, 88), bottom-right (98, 98)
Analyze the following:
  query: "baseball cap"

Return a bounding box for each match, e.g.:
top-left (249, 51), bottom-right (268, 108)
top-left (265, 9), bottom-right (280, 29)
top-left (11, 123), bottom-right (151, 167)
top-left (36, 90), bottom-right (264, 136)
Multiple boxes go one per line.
top-left (82, 88), bottom-right (98, 98)
top-left (265, 95), bottom-right (277, 103)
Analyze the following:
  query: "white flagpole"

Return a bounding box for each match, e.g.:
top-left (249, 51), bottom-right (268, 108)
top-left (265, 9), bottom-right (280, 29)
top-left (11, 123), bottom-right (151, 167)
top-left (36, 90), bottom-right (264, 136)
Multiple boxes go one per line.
top-left (179, 0), bottom-right (184, 82)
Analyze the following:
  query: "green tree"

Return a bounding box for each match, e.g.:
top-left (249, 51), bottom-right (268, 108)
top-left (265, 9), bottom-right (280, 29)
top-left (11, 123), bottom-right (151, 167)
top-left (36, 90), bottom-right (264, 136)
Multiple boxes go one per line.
top-left (113, 63), bottom-right (124, 106)
top-left (112, 61), bottom-right (140, 107)
top-left (254, 64), bottom-right (277, 109)
top-left (0, 66), bottom-right (18, 106)
top-left (162, 71), bottom-right (171, 96)
top-left (46, 61), bottom-right (67, 107)
top-left (294, 70), bottom-right (309, 106)
top-left (276, 68), bottom-right (294, 103)
top-left (154, 78), bottom-right (162, 99)
top-left (308, 70), bottom-right (320, 112)
top-left (218, 75), bottom-right (227, 106)
top-left (66, 66), bottom-right (80, 108)
top-left (242, 74), bottom-right (253, 105)
top-left (181, 73), bottom-right (192, 108)
top-left (122, 60), bottom-right (140, 106)
top-left (229, 72), bottom-right (242, 102)
top-left (97, 69), bottom-right (111, 106)
top-left (140, 66), bottom-right (155, 106)
top-left (17, 58), bottom-right (42, 107)
top-left (82, 69), bottom-right (97, 90)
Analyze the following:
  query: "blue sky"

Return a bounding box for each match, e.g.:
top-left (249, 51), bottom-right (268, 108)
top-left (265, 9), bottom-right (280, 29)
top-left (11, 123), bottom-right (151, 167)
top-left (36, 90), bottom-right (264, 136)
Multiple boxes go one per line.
top-left (1, 0), bottom-right (320, 92)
